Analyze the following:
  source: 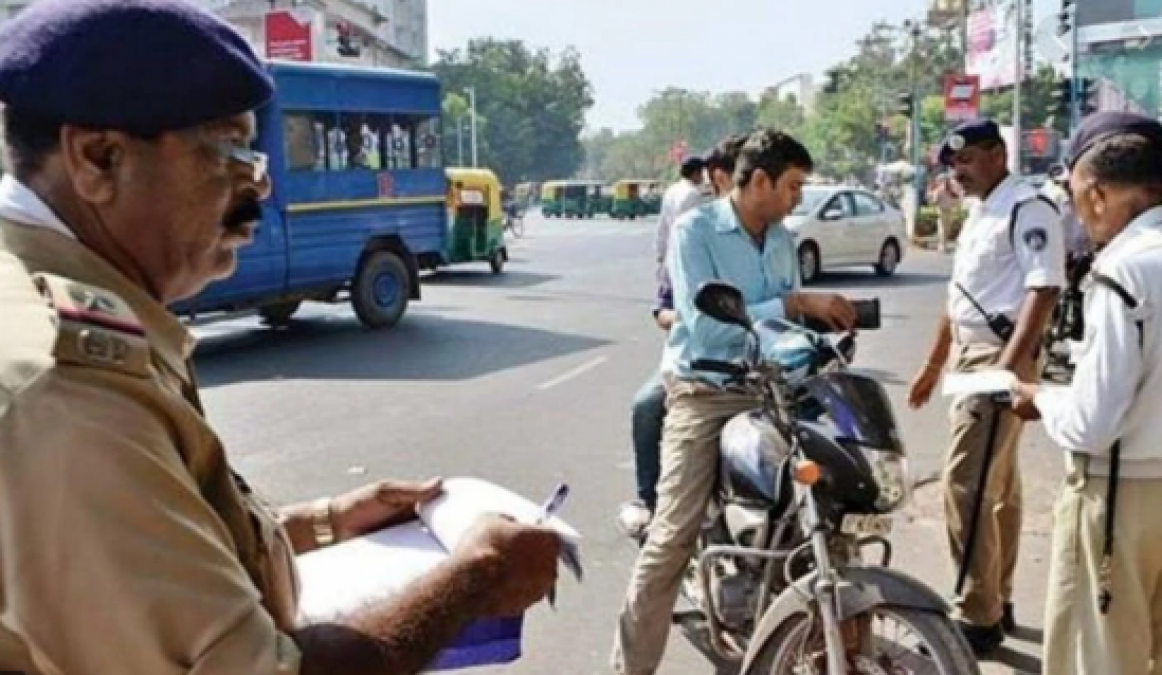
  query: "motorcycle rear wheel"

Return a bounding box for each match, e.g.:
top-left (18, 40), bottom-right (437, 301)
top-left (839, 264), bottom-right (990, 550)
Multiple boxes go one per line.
top-left (751, 606), bottom-right (979, 675)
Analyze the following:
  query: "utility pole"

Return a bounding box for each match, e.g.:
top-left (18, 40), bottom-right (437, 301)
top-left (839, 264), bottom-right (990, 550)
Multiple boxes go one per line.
top-left (457, 117), bottom-right (464, 166)
top-left (907, 20), bottom-right (924, 233)
top-left (961, 0), bottom-right (971, 75)
top-left (465, 86), bottom-right (479, 167)
top-left (1011, 0), bottom-right (1024, 175)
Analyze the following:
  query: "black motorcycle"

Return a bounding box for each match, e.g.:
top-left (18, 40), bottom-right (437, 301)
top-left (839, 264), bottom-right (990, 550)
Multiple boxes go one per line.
top-left (679, 281), bottom-right (978, 675)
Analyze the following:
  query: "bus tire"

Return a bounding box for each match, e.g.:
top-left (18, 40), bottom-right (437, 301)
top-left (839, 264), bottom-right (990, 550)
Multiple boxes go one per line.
top-left (352, 250), bottom-right (410, 329)
top-left (259, 300), bottom-right (302, 328)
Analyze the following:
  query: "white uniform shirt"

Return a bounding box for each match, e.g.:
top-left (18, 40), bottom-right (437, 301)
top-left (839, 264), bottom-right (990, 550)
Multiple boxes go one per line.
top-left (655, 179), bottom-right (705, 274)
top-left (1035, 206), bottom-right (1162, 479)
top-left (0, 174), bottom-right (76, 239)
top-left (948, 175), bottom-right (1066, 340)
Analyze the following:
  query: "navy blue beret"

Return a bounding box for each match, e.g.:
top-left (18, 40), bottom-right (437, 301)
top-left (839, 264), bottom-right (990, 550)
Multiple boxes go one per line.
top-left (938, 119), bottom-right (1004, 166)
top-left (0, 0), bottom-right (274, 136)
top-left (1067, 111), bottom-right (1162, 169)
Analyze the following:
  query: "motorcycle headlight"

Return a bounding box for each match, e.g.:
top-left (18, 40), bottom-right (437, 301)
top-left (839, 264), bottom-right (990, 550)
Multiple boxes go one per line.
top-left (863, 450), bottom-right (910, 512)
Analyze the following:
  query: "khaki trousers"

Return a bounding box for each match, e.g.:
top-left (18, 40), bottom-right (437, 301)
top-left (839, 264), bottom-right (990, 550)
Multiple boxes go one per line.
top-left (943, 342), bottom-right (1025, 627)
top-left (1044, 457), bottom-right (1162, 675)
top-left (611, 377), bottom-right (759, 675)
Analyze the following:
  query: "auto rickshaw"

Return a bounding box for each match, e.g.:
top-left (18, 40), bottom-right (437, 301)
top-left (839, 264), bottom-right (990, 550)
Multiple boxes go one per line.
top-left (541, 181), bottom-right (564, 217)
top-left (640, 180), bottom-right (664, 215)
top-left (444, 167), bottom-right (507, 274)
top-left (610, 179), bottom-right (661, 219)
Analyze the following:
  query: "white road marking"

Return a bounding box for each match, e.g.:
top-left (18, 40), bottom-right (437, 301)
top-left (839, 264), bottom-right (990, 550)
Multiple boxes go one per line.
top-left (536, 356), bottom-right (608, 391)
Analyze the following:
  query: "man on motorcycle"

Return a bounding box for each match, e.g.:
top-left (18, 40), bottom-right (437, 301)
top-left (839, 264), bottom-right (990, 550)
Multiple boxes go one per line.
top-left (617, 133), bottom-right (750, 542)
top-left (612, 128), bottom-right (857, 675)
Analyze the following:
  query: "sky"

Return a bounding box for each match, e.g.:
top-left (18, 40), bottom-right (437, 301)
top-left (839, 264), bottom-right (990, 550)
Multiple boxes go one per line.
top-left (429, 0), bottom-right (1057, 133)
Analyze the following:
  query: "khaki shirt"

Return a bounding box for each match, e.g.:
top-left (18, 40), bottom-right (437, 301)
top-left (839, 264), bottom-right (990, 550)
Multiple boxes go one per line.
top-left (0, 219), bottom-right (302, 674)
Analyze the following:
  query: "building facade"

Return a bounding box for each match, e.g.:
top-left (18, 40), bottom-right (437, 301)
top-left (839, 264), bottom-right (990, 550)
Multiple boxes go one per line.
top-left (1076, 0), bottom-right (1162, 117)
top-left (0, 0), bottom-right (428, 69)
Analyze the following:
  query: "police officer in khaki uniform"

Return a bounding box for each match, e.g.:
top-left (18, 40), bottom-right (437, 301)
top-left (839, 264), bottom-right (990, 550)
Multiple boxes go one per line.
top-left (908, 119), bottom-right (1064, 654)
top-left (0, 2), bottom-right (559, 674)
top-left (1013, 112), bottom-right (1162, 675)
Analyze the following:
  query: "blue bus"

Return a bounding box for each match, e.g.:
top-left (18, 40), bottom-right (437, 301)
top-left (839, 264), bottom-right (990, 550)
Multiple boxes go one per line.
top-left (172, 60), bottom-right (447, 329)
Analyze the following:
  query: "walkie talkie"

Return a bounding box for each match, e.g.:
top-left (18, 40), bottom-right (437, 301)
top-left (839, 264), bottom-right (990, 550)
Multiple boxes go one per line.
top-left (954, 282), bottom-right (1015, 343)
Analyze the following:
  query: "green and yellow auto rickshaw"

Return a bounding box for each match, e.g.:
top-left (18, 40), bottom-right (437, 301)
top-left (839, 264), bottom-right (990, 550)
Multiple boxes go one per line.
top-left (542, 180), bottom-right (604, 218)
top-left (610, 179), bottom-right (659, 219)
top-left (640, 180), bottom-right (664, 215)
top-left (444, 167), bottom-right (507, 274)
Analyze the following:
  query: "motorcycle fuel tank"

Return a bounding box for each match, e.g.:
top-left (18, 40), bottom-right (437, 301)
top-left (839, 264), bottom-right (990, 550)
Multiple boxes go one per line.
top-left (718, 410), bottom-right (791, 507)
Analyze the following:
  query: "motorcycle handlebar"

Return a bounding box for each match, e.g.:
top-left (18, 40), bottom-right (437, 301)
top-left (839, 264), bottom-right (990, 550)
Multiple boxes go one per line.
top-left (799, 298), bottom-right (881, 333)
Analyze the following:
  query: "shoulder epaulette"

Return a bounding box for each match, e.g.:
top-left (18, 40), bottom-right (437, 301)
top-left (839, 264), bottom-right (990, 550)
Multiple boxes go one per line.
top-left (31, 273), bottom-right (151, 377)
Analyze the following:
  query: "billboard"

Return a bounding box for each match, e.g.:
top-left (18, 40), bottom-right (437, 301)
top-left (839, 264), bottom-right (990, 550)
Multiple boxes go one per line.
top-left (944, 74), bottom-right (982, 121)
top-left (967, 0), bottom-right (1019, 90)
top-left (264, 10), bottom-right (313, 62)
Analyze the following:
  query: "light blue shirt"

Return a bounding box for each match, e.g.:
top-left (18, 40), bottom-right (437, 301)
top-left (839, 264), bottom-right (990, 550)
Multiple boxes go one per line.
top-left (661, 198), bottom-right (801, 385)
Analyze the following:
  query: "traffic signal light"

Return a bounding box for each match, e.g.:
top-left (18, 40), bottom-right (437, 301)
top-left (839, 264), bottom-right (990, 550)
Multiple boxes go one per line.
top-left (895, 92), bottom-right (914, 117)
top-left (1057, 0), bottom-right (1074, 36)
top-left (336, 22), bottom-right (360, 57)
top-left (1052, 78), bottom-right (1074, 118)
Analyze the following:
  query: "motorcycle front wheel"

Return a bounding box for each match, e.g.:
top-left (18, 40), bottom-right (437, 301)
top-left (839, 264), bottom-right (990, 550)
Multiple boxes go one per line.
top-left (751, 606), bottom-right (979, 675)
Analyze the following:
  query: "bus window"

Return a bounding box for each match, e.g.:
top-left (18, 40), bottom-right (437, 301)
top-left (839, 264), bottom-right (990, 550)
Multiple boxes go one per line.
top-left (416, 115), bottom-right (441, 168)
top-left (337, 112), bottom-right (380, 170)
top-left (283, 112), bottom-right (328, 172)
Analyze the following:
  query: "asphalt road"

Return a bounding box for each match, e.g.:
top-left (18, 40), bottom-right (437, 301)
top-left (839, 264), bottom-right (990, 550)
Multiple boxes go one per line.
top-left (193, 212), bottom-right (1060, 674)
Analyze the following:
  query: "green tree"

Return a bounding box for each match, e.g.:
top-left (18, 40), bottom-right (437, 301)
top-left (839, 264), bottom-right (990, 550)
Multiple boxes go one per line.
top-left (431, 39), bottom-right (594, 183)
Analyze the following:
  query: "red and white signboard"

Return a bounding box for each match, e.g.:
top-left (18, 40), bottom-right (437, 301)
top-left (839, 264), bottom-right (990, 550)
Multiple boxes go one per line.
top-left (943, 74), bottom-right (981, 122)
top-left (265, 10), bottom-right (313, 62)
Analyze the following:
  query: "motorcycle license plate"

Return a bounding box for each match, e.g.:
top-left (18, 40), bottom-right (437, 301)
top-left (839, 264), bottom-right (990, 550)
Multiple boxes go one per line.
top-left (840, 514), bottom-right (893, 536)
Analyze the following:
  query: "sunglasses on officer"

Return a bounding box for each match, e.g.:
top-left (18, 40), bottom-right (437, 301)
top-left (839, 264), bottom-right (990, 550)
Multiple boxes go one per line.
top-left (206, 138), bottom-right (268, 184)
top-left (184, 121), bottom-right (269, 184)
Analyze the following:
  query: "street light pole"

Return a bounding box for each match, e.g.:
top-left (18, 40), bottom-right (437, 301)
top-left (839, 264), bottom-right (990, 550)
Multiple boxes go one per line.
top-left (457, 117), bottom-right (464, 166)
top-left (906, 21), bottom-right (924, 232)
top-left (1011, 0), bottom-right (1023, 175)
top-left (465, 86), bottom-right (479, 167)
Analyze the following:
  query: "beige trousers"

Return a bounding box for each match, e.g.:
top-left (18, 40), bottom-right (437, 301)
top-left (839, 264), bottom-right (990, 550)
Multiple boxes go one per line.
top-left (943, 342), bottom-right (1025, 627)
top-left (611, 377), bottom-right (759, 675)
top-left (1044, 457), bottom-right (1162, 675)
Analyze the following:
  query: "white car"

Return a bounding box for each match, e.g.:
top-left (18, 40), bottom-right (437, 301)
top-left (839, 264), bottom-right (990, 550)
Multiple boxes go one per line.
top-left (785, 185), bottom-right (907, 284)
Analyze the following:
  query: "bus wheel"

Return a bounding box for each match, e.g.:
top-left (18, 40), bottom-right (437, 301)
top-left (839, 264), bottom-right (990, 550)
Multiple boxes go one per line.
top-left (352, 251), bottom-right (410, 329)
top-left (259, 300), bottom-right (302, 328)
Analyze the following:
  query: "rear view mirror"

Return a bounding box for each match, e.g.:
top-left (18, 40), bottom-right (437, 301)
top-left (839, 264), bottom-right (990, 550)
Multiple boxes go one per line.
top-left (823, 208), bottom-right (844, 221)
top-left (694, 281), bottom-right (751, 330)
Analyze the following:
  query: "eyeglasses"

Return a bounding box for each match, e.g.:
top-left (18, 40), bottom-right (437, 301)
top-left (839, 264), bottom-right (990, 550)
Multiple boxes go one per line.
top-left (207, 138), bottom-right (269, 183)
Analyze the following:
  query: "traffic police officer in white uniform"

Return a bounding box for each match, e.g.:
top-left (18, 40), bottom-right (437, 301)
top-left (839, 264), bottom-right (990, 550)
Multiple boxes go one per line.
top-left (909, 119), bottom-right (1065, 654)
top-left (1013, 111), bottom-right (1162, 675)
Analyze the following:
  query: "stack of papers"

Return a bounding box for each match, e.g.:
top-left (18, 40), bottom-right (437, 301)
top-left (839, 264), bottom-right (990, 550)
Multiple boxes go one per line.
top-left (296, 477), bottom-right (583, 671)
top-left (941, 370), bottom-right (1017, 397)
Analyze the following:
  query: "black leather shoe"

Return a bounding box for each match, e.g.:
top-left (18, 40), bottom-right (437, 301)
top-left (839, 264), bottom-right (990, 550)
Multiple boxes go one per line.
top-left (957, 620), bottom-right (1004, 655)
top-left (1002, 602), bottom-right (1018, 635)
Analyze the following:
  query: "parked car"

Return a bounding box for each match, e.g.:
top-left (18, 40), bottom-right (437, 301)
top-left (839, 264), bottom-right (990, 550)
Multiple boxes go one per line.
top-left (785, 185), bottom-right (907, 284)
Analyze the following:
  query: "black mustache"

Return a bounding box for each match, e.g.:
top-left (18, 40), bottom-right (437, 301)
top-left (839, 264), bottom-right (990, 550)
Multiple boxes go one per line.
top-left (223, 200), bottom-right (263, 233)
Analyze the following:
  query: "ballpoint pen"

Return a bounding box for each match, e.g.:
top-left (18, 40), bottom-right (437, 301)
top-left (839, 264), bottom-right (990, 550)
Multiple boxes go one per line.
top-left (537, 482), bottom-right (570, 524)
top-left (537, 482), bottom-right (569, 609)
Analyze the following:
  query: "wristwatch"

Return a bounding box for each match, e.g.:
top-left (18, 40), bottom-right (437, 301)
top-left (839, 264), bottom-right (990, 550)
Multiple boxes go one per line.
top-left (312, 497), bottom-right (336, 547)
